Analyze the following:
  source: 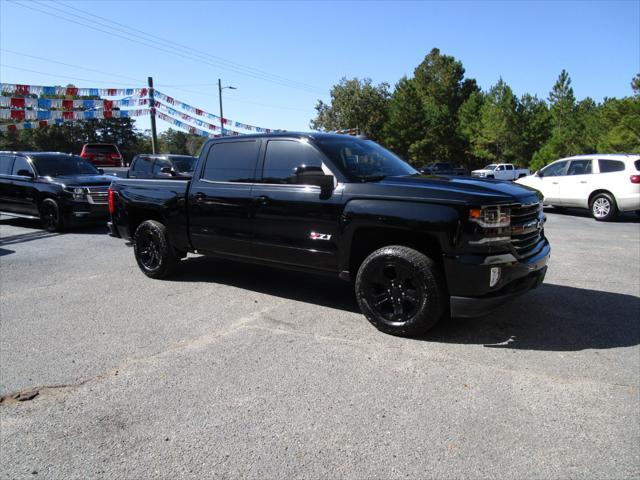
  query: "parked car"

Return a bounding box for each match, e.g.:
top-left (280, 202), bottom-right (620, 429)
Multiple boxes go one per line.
top-left (472, 163), bottom-right (530, 180)
top-left (419, 162), bottom-right (466, 176)
top-left (80, 143), bottom-right (124, 167)
top-left (516, 154), bottom-right (640, 221)
top-left (108, 133), bottom-right (549, 337)
top-left (0, 151), bottom-right (113, 231)
top-left (127, 154), bottom-right (197, 179)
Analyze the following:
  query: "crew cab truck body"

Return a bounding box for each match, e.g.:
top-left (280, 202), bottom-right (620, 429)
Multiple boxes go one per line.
top-left (472, 163), bottom-right (529, 181)
top-left (0, 151), bottom-right (113, 231)
top-left (108, 133), bottom-right (550, 337)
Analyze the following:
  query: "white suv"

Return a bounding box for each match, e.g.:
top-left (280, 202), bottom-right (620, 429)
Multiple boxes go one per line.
top-left (516, 154), bottom-right (640, 221)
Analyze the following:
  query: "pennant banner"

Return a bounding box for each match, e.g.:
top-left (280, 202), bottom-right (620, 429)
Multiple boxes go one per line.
top-left (154, 90), bottom-right (273, 133)
top-left (154, 100), bottom-right (251, 136)
top-left (0, 83), bottom-right (148, 98)
top-left (0, 109), bottom-right (150, 131)
top-left (0, 97), bottom-right (148, 110)
top-left (0, 108), bottom-right (149, 121)
top-left (155, 111), bottom-right (242, 138)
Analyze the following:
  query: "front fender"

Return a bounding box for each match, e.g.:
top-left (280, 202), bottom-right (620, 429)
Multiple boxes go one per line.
top-left (338, 198), bottom-right (462, 271)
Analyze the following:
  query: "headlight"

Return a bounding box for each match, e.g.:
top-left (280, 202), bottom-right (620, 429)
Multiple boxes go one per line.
top-left (64, 187), bottom-right (87, 200)
top-left (469, 205), bottom-right (511, 228)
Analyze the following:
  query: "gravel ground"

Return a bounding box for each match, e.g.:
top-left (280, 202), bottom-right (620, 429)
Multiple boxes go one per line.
top-left (0, 208), bottom-right (639, 479)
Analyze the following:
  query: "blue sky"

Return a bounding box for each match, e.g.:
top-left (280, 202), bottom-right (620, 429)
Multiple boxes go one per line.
top-left (1, 0), bottom-right (638, 134)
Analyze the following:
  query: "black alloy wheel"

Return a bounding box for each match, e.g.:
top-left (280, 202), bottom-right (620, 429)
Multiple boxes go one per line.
top-left (133, 220), bottom-right (178, 279)
top-left (355, 245), bottom-right (445, 337)
top-left (40, 198), bottom-right (63, 232)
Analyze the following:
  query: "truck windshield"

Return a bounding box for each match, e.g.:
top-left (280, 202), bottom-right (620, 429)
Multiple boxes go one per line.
top-left (31, 155), bottom-right (100, 177)
top-left (316, 138), bottom-right (417, 181)
top-left (483, 164), bottom-right (497, 170)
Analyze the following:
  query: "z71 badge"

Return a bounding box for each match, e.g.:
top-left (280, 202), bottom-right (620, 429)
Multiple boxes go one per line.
top-left (309, 232), bottom-right (332, 241)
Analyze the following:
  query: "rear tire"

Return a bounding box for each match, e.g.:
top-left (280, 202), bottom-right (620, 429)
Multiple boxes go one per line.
top-left (40, 198), bottom-right (64, 232)
top-left (133, 220), bottom-right (178, 279)
top-left (590, 193), bottom-right (618, 221)
top-left (355, 245), bottom-right (446, 337)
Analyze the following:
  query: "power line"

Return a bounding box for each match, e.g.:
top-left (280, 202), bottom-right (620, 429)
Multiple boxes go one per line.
top-left (56, 0), bottom-right (324, 93)
top-left (0, 64), bottom-right (141, 86)
top-left (7, 0), bottom-right (324, 95)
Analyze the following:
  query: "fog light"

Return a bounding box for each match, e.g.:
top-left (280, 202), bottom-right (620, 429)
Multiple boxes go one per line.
top-left (490, 267), bottom-right (501, 287)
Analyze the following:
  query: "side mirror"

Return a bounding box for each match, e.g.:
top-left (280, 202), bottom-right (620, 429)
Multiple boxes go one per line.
top-left (294, 165), bottom-right (335, 193)
top-left (97, 168), bottom-right (104, 174)
top-left (17, 169), bottom-right (34, 179)
top-left (160, 166), bottom-right (176, 176)
top-left (536, 171), bottom-right (543, 178)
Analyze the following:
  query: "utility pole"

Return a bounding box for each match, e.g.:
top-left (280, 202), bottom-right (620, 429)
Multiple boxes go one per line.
top-left (217, 78), bottom-right (236, 136)
top-left (148, 76), bottom-right (157, 153)
top-left (218, 78), bottom-right (224, 134)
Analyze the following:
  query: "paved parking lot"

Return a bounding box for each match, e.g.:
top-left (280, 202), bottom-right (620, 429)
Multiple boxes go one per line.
top-left (1, 209), bottom-right (639, 479)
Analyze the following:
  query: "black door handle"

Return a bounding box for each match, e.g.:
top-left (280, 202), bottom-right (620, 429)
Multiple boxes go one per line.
top-left (255, 195), bottom-right (270, 206)
top-left (194, 192), bottom-right (205, 201)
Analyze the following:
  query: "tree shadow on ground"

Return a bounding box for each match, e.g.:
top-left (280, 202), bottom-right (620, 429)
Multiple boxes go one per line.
top-left (170, 256), bottom-right (640, 352)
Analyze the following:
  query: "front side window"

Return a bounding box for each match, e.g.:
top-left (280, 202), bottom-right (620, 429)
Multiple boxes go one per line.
top-left (541, 161), bottom-right (568, 177)
top-left (12, 157), bottom-right (34, 176)
top-left (132, 156), bottom-right (153, 176)
top-left (152, 158), bottom-right (172, 175)
top-left (30, 155), bottom-right (98, 177)
top-left (598, 159), bottom-right (625, 173)
top-left (567, 160), bottom-right (592, 175)
top-left (202, 140), bottom-right (260, 183)
top-left (0, 155), bottom-right (14, 175)
top-left (316, 138), bottom-right (416, 181)
top-left (262, 140), bottom-right (325, 184)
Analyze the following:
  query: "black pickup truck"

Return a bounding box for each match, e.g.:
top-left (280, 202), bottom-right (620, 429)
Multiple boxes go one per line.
top-left (108, 133), bottom-right (549, 336)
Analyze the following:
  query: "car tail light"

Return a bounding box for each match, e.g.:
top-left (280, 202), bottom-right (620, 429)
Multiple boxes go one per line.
top-left (630, 175), bottom-right (640, 184)
top-left (110, 153), bottom-right (121, 159)
top-left (108, 187), bottom-right (115, 215)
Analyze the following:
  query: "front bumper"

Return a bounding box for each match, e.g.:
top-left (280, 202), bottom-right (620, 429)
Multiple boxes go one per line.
top-left (61, 201), bottom-right (109, 226)
top-left (445, 240), bottom-right (550, 318)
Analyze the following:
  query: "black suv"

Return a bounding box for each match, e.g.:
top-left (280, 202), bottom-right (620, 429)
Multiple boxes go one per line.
top-left (0, 151), bottom-right (114, 231)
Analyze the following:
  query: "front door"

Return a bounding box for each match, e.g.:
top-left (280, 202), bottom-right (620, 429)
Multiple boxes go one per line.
top-left (561, 159), bottom-right (593, 207)
top-left (8, 156), bottom-right (39, 215)
top-left (188, 139), bottom-right (261, 258)
top-left (251, 138), bottom-right (343, 271)
top-left (538, 160), bottom-right (569, 205)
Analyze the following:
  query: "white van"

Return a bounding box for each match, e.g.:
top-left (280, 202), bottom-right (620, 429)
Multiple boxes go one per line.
top-left (516, 154), bottom-right (640, 221)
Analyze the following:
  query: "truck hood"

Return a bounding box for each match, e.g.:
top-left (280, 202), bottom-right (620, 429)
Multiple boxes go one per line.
top-left (43, 174), bottom-right (116, 187)
top-left (356, 174), bottom-right (542, 205)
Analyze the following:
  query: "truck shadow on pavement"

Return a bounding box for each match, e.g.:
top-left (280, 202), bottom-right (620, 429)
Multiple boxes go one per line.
top-left (0, 217), bottom-right (108, 239)
top-left (173, 257), bottom-right (639, 351)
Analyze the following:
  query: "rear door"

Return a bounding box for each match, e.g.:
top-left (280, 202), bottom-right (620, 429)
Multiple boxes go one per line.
top-left (188, 139), bottom-right (261, 257)
top-left (251, 138), bottom-right (343, 270)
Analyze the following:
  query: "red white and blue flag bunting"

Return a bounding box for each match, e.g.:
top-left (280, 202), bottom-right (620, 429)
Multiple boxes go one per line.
top-left (0, 108), bottom-right (148, 121)
top-left (0, 83), bottom-right (147, 98)
top-left (0, 97), bottom-right (148, 109)
top-left (0, 109), bottom-right (149, 132)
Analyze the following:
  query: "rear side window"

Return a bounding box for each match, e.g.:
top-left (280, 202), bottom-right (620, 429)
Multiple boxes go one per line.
top-left (635, 160), bottom-right (640, 171)
top-left (131, 156), bottom-right (153, 176)
top-left (598, 159), bottom-right (625, 173)
top-left (12, 156), bottom-right (33, 176)
top-left (0, 155), bottom-right (14, 175)
top-left (567, 160), bottom-right (592, 175)
top-left (202, 141), bottom-right (260, 182)
top-left (262, 140), bottom-right (324, 184)
top-left (505, 165), bottom-right (514, 170)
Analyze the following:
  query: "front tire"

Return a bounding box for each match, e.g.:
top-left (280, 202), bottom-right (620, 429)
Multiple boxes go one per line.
top-left (355, 245), bottom-right (446, 337)
top-left (590, 193), bottom-right (618, 221)
top-left (40, 198), bottom-right (64, 232)
top-left (133, 220), bottom-right (178, 279)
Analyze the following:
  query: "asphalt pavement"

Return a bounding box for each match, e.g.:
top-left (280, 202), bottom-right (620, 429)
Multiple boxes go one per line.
top-left (0, 208), bottom-right (638, 479)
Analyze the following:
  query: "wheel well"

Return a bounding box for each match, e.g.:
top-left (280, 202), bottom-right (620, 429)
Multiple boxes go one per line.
top-left (349, 227), bottom-right (442, 275)
top-left (588, 189), bottom-right (617, 208)
top-left (127, 209), bottom-right (164, 236)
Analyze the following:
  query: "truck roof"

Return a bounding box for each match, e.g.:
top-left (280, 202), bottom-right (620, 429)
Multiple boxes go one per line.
top-left (203, 132), bottom-right (360, 143)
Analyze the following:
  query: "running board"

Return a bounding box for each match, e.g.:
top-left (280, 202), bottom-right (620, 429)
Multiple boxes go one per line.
top-left (0, 211), bottom-right (39, 220)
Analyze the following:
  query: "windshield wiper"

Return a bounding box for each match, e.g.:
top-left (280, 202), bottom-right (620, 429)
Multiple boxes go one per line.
top-left (360, 175), bottom-right (386, 182)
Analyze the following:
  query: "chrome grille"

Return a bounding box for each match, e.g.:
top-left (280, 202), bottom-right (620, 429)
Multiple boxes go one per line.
top-left (510, 202), bottom-right (543, 257)
top-left (86, 186), bottom-right (109, 205)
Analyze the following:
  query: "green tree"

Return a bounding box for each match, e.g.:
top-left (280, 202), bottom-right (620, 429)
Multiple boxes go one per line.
top-left (310, 77), bottom-right (390, 141)
top-left (516, 94), bottom-right (551, 165)
top-left (383, 77), bottom-right (426, 164)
